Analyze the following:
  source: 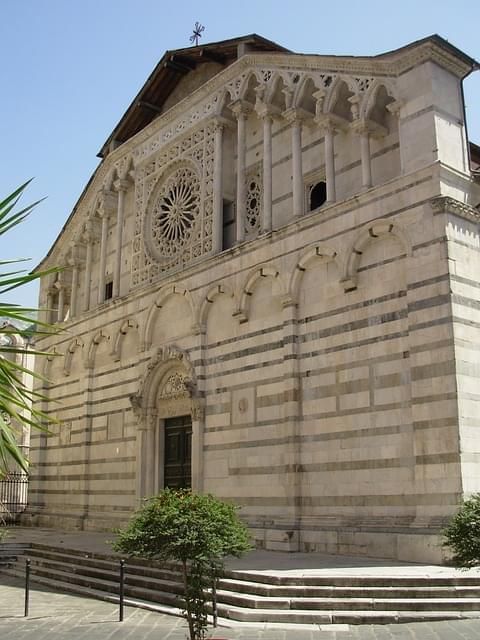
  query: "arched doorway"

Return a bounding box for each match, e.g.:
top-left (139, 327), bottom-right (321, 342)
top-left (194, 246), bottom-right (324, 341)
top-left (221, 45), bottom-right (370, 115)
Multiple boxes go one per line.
top-left (129, 345), bottom-right (204, 502)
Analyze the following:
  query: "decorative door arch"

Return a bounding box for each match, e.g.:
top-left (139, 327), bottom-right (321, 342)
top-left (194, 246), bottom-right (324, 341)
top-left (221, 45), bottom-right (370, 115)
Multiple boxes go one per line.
top-left (129, 345), bottom-right (205, 502)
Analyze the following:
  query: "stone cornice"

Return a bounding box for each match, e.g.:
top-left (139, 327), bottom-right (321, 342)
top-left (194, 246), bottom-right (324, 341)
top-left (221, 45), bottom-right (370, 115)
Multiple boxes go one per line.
top-left (430, 196), bottom-right (480, 223)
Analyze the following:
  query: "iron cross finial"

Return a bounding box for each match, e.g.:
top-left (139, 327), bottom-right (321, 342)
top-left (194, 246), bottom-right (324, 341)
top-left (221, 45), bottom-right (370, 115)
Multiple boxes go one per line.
top-left (190, 22), bottom-right (205, 46)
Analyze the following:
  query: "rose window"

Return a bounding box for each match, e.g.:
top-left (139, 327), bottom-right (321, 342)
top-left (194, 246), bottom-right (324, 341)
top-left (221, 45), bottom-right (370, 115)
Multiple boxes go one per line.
top-left (145, 165), bottom-right (201, 264)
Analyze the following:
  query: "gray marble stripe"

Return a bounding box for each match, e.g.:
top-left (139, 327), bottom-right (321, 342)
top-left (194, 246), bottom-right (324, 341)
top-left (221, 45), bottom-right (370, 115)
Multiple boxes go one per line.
top-left (230, 452), bottom-right (459, 476)
top-left (35, 472), bottom-right (135, 482)
top-left (411, 391), bottom-right (457, 405)
top-left (35, 456), bottom-right (135, 467)
top-left (38, 436), bottom-right (136, 451)
top-left (35, 488), bottom-right (135, 496)
top-left (451, 272), bottom-right (480, 290)
top-left (233, 493), bottom-right (459, 507)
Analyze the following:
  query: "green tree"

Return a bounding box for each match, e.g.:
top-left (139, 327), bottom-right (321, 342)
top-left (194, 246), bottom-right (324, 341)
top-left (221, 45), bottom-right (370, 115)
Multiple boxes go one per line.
top-left (0, 181), bottom-right (57, 478)
top-left (443, 494), bottom-right (480, 568)
top-left (112, 488), bottom-right (252, 640)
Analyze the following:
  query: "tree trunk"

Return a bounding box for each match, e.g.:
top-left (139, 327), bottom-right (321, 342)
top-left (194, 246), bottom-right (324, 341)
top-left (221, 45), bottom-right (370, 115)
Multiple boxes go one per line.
top-left (182, 559), bottom-right (196, 640)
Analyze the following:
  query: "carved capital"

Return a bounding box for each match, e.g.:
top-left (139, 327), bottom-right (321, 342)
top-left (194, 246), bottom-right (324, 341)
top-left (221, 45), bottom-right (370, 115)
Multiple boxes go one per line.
top-left (95, 189), bottom-right (117, 219)
top-left (348, 94), bottom-right (362, 120)
top-left (350, 117), bottom-right (388, 138)
top-left (114, 178), bottom-right (131, 193)
top-left (191, 399), bottom-right (205, 421)
top-left (82, 217), bottom-right (100, 243)
top-left (129, 393), bottom-right (144, 418)
top-left (255, 101), bottom-right (280, 121)
top-left (210, 115), bottom-right (235, 132)
top-left (229, 99), bottom-right (253, 119)
top-left (68, 242), bottom-right (86, 267)
top-left (386, 99), bottom-right (404, 117)
top-left (283, 107), bottom-right (310, 125)
top-left (315, 113), bottom-right (348, 134)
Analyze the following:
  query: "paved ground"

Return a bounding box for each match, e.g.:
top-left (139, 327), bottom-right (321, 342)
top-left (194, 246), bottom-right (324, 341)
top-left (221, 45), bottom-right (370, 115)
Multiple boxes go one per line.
top-left (2, 574), bottom-right (480, 640)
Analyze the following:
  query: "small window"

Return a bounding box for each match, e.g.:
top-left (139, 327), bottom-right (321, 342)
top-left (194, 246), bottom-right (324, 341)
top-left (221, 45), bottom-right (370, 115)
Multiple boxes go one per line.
top-left (104, 280), bottom-right (113, 301)
top-left (222, 200), bottom-right (236, 250)
top-left (309, 181), bottom-right (327, 211)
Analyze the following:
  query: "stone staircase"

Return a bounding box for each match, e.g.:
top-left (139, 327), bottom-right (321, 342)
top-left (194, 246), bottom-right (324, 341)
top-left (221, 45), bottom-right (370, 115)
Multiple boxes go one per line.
top-left (2, 542), bottom-right (480, 625)
top-left (0, 542), bottom-right (30, 569)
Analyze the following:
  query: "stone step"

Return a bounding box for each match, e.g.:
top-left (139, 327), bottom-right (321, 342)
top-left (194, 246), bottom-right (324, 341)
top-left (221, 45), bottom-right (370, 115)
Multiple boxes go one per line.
top-left (4, 543), bottom-right (480, 626)
top-left (226, 569), bottom-right (480, 587)
top-left (216, 589), bottom-right (480, 612)
top-left (29, 543), bottom-right (180, 573)
top-left (3, 564), bottom-right (183, 608)
top-left (5, 562), bottom-right (480, 626)
top-left (0, 569), bottom-right (186, 619)
top-left (217, 577), bottom-right (480, 599)
top-left (21, 548), bottom-right (183, 584)
top-left (14, 556), bottom-right (185, 596)
top-left (215, 602), bottom-right (479, 625)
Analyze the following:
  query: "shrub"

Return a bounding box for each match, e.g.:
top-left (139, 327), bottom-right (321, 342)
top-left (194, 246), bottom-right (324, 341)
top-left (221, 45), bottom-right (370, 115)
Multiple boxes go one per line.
top-left (443, 494), bottom-right (480, 568)
top-left (112, 489), bottom-right (252, 639)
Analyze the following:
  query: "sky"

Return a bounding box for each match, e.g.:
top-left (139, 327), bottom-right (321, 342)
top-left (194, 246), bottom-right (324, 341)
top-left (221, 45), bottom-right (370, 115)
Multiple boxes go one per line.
top-left (1, 0), bottom-right (479, 308)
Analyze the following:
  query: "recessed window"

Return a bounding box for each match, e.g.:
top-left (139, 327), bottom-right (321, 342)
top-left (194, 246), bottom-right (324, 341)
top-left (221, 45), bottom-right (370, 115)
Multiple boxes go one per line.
top-left (104, 280), bottom-right (113, 301)
top-left (309, 181), bottom-right (327, 211)
top-left (222, 200), bottom-right (236, 250)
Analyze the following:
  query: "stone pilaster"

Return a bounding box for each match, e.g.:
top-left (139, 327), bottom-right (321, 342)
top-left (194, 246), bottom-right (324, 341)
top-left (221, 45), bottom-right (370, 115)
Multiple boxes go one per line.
top-left (230, 100), bottom-right (251, 244)
top-left (284, 108), bottom-right (308, 218)
top-left (112, 178), bottom-right (130, 299)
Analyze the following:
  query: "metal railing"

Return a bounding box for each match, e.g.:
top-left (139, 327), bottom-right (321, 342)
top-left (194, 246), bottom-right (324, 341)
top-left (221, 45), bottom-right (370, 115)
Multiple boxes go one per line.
top-left (0, 472), bottom-right (28, 523)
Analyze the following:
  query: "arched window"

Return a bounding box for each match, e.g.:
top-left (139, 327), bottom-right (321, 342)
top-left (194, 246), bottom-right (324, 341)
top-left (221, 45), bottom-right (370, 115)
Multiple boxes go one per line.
top-left (309, 181), bottom-right (327, 211)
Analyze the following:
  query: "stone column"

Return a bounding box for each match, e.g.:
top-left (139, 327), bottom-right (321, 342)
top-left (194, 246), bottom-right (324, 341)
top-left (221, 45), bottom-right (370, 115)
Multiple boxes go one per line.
top-left (359, 126), bottom-right (372, 189)
top-left (255, 105), bottom-right (275, 233)
top-left (281, 295), bottom-right (302, 551)
top-left (263, 115), bottom-right (273, 231)
top-left (284, 109), bottom-right (305, 218)
top-left (135, 426), bottom-right (149, 503)
top-left (83, 222), bottom-right (94, 312)
top-left (230, 101), bottom-right (250, 244)
top-left (97, 211), bottom-right (110, 305)
top-left (69, 262), bottom-right (79, 319)
top-left (112, 179), bottom-right (129, 298)
top-left (324, 125), bottom-right (336, 203)
top-left (46, 287), bottom-right (55, 324)
top-left (212, 120), bottom-right (225, 253)
top-left (56, 281), bottom-right (64, 323)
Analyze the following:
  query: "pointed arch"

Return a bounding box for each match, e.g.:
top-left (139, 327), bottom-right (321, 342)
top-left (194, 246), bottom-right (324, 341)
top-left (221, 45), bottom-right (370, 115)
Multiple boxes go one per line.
top-left (63, 338), bottom-right (84, 376)
top-left (235, 264), bottom-right (283, 323)
top-left (289, 243), bottom-right (341, 304)
top-left (265, 72), bottom-right (290, 111)
top-left (324, 75), bottom-right (358, 119)
top-left (342, 219), bottom-right (412, 291)
top-left (142, 284), bottom-right (196, 351)
top-left (112, 318), bottom-right (139, 361)
top-left (361, 79), bottom-right (399, 120)
top-left (104, 167), bottom-right (119, 191)
top-left (43, 346), bottom-right (62, 378)
top-left (85, 330), bottom-right (110, 369)
top-left (293, 75), bottom-right (317, 114)
top-left (215, 87), bottom-right (236, 116)
top-left (198, 283), bottom-right (234, 327)
top-left (239, 71), bottom-right (260, 104)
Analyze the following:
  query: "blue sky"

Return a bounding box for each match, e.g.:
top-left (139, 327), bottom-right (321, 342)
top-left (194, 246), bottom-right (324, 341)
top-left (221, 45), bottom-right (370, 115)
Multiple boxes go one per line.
top-left (2, 0), bottom-right (479, 308)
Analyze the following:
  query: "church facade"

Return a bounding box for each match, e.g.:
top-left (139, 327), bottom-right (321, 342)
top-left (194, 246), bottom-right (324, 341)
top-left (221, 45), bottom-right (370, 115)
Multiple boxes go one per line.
top-left (28, 34), bottom-right (480, 562)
